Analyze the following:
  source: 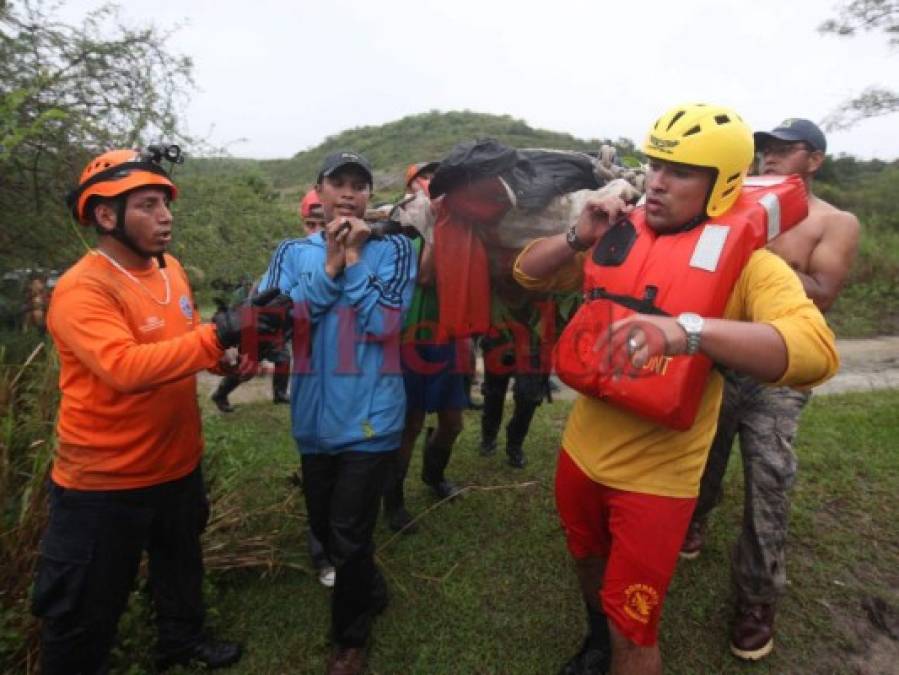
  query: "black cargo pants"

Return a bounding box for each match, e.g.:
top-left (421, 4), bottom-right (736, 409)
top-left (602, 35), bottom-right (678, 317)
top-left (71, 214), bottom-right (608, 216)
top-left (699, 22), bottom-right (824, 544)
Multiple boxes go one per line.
top-left (32, 467), bottom-right (209, 674)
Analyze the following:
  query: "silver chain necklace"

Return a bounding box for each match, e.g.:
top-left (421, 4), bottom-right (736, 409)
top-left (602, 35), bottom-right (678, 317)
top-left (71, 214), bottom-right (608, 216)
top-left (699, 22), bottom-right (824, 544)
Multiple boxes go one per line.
top-left (94, 249), bottom-right (171, 305)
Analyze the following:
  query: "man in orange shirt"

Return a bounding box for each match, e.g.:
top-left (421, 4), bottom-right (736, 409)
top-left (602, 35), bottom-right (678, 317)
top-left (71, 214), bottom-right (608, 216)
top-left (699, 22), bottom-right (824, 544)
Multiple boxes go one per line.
top-left (31, 146), bottom-right (285, 673)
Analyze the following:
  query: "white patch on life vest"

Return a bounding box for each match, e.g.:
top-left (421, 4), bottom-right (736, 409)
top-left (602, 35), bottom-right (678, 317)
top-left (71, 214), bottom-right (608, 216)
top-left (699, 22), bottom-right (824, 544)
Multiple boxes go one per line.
top-left (759, 193), bottom-right (782, 241)
top-left (690, 225), bottom-right (730, 272)
top-left (743, 175), bottom-right (787, 187)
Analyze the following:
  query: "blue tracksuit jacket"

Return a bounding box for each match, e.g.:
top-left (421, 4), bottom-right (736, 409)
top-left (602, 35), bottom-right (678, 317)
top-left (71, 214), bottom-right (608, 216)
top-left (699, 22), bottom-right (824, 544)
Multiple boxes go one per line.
top-left (258, 231), bottom-right (417, 454)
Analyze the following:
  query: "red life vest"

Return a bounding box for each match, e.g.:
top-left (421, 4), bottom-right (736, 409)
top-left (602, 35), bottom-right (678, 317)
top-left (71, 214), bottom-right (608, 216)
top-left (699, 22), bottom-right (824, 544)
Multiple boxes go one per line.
top-left (553, 175), bottom-right (808, 430)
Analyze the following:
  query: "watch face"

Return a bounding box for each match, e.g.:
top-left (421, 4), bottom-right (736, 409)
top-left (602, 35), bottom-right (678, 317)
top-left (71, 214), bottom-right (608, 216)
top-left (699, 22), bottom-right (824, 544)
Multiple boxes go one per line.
top-left (679, 313), bottom-right (702, 331)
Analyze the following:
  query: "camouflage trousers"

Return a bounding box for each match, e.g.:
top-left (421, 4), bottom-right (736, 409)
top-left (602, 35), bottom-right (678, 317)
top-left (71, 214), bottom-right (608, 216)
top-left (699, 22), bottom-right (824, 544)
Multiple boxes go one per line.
top-left (693, 370), bottom-right (811, 604)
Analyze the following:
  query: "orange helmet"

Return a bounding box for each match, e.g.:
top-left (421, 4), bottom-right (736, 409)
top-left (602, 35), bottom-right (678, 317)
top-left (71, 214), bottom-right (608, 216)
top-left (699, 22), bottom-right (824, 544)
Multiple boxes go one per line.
top-left (404, 161), bottom-right (439, 188)
top-left (67, 148), bottom-right (178, 225)
top-left (300, 189), bottom-right (322, 219)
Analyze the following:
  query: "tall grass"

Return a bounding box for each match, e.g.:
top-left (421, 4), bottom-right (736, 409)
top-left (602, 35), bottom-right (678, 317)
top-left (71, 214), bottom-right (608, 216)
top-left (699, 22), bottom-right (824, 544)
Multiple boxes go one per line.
top-left (0, 333), bottom-right (58, 673)
top-left (817, 172), bottom-right (899, 336)
top-left (0, 332), bottom-right (299, 673)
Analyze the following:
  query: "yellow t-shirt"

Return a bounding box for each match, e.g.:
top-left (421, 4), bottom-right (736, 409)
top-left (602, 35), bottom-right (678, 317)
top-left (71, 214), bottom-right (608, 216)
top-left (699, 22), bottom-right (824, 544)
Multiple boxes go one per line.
top-left (513, 242), bottom-right (839, 498)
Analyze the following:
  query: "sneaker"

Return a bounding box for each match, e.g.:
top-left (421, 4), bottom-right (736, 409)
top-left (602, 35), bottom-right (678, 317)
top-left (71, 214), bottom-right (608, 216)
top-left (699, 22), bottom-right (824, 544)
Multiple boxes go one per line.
top-left (558, 636), bottom-right (610, 675)
top-left (211, 393), bottom-right (234, 413)
top-left (272, 391), bottom-right (290, 404)
top-left (318, 565), bottom-right (336, 588)
top-left (385, 506), bottom-right (417, 534)
top-left (730, 602), bottom-right (775, 660)
top-left (679, 519), bottom-right (705, 560)
top-left (326, 646), bottom-right (367, 675)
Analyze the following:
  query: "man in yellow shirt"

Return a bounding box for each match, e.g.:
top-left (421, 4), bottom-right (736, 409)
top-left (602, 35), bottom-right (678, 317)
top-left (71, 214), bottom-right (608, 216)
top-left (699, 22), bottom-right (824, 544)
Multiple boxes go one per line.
top-left (514, 104), bottom-right (838, 675)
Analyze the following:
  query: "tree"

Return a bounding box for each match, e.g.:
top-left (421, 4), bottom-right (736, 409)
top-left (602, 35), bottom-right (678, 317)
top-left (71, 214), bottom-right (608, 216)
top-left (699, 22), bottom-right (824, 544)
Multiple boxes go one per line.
top-left (818, 0), bottom-right (899, 130)
top-left (0, 0), bottom-right (195, 266)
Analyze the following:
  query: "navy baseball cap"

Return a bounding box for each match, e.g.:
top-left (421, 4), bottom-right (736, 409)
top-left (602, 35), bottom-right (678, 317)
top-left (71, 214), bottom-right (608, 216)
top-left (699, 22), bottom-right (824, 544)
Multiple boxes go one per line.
top-left (318, 150), bottom-right (373, 186)
top-left (754, 118), bottom-right (827, 153)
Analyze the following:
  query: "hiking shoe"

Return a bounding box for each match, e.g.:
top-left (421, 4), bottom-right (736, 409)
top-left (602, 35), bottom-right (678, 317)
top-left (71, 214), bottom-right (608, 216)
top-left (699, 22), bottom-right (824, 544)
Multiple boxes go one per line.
top-left (558, 636), bottom-right (610, 675)
top-left (385, 506), bottom-right (417, 534)
top-left (211, 393), bottom-right (234, 413)
top-left (479, 437), bottom-right (497, 457)
top-left (326, 646), bottom-right (367, 675)
top-left (425, 478), bottom-right (463, 501)
top-left (679, 519), bottom-right (705, 560)
top-left (506, 447), bottom-right (527, 469)
top-left (730, 602), bottom-right (775, 660)
top-left (318, 565), bottom-right (335, 588)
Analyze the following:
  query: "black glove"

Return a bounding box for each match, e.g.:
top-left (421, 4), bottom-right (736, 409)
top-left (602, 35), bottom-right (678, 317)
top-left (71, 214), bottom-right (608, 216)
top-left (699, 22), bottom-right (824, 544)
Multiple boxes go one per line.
top-left (214, 288), bottom-right (292, 349)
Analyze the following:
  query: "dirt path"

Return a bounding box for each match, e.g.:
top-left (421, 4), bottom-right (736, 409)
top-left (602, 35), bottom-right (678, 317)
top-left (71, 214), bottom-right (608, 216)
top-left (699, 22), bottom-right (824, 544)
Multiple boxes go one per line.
top-left (816, 336), bottom-right (899, 395)
top-left (198, 337), bottom-right (899, 406)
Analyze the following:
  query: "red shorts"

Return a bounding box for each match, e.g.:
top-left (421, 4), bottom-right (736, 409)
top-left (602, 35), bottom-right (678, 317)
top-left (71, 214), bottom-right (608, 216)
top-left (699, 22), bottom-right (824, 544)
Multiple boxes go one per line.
top-left (555, 448), bottom-right (696, 646)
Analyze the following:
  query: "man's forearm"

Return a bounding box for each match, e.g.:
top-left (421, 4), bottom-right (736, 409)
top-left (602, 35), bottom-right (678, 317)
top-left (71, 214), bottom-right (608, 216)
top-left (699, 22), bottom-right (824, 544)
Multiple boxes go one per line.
top-left (794, 270), bottom-right (834, 312)
top-left (700, 319), bottom-right (788, 382)
top-left (517, 233), bottom-right (578, 279)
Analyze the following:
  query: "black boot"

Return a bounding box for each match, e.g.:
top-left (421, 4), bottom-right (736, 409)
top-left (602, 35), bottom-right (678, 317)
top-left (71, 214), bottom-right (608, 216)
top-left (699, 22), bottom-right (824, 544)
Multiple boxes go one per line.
top-left (156, 637), bottom-right (243, 671)
top-left (272, 370), bottom-right (290, 404)
top-left (506, 445), bottom-right (527, 469)
top-left (505, 398), bottom-right (539, 468)
top-left (421, 427), bottom-right (462, 500)
top-left (211, 374), bottom-right (241, 413)
top-left (383, 449), bottom-right (416, 533)
top-left (558, 603), bottom-right (611, 675)
top-left (480, 375), bottom-right (506, 457)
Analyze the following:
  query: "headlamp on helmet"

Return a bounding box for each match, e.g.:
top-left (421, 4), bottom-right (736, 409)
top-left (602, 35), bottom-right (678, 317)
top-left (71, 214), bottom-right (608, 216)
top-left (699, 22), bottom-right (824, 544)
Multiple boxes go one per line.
top-left (66, 144), bottom-right (183, 225)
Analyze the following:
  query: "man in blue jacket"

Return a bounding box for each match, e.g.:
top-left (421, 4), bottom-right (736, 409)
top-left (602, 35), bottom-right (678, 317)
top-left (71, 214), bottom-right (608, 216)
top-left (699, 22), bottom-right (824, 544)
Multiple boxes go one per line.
top-left (259, 151), bottom-right (417, 675)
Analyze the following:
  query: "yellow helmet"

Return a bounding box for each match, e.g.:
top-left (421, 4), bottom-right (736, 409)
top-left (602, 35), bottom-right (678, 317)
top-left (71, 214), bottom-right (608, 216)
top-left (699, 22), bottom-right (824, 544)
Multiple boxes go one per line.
top-left (642, 103), bottom-right (753, 217)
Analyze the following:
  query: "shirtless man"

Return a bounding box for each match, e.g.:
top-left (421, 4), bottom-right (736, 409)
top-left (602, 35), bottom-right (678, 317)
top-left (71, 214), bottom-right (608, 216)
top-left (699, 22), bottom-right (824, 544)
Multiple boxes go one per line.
top-left (680, 118), bottom-right (860, 661)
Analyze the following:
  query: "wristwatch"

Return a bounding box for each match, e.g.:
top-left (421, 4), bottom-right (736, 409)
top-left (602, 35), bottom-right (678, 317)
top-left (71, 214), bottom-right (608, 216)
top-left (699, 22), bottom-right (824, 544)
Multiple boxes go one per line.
top-left (566, 223), bottom-right (591, 252)
top-left (676, 312), bottom-right (704, 355)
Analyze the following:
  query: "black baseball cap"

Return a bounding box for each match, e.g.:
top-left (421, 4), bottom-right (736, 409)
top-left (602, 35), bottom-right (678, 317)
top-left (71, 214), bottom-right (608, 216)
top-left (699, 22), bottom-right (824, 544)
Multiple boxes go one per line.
top-left (754, 118), bottom-right (827, 153)
top-left (317, 150), bottom-right (373, 186)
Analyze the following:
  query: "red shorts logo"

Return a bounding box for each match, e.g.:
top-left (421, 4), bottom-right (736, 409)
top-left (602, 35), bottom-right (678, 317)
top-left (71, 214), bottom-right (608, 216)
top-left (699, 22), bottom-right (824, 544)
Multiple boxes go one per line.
top-left (623, 584), bottom-right (660, 625)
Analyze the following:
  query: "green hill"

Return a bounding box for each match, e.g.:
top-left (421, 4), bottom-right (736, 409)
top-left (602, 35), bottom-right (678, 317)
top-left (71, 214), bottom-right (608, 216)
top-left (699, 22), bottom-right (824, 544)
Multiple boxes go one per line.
top-left (250, 110), bottom-right (635, 200)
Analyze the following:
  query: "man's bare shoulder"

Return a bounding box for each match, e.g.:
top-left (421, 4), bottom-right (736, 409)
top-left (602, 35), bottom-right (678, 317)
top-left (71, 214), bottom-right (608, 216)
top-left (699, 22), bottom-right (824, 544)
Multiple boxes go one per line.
top-left (809, 195), bottom-right (860, 232)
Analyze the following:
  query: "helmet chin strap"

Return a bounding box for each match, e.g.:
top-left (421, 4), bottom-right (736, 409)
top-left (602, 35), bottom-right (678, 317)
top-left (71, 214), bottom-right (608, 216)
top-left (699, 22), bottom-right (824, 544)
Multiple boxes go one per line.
top-left (107, 198), bottom-right (167, 268)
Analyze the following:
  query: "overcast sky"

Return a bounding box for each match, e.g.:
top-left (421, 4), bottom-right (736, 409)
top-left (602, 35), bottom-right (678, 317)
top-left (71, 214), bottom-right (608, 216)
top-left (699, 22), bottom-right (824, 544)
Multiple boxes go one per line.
top-left (59, 0), bottom-right (899, 160)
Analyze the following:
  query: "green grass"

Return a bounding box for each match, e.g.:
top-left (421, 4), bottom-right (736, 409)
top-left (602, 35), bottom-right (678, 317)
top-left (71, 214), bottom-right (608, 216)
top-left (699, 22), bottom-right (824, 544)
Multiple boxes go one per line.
top-left (101, 389), bottom-right (899, 674)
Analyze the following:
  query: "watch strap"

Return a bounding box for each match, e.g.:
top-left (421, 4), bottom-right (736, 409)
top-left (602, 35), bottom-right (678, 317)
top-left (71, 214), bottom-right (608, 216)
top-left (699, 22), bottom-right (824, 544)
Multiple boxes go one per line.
top-left (566, 223), bottom-right (590, 252)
